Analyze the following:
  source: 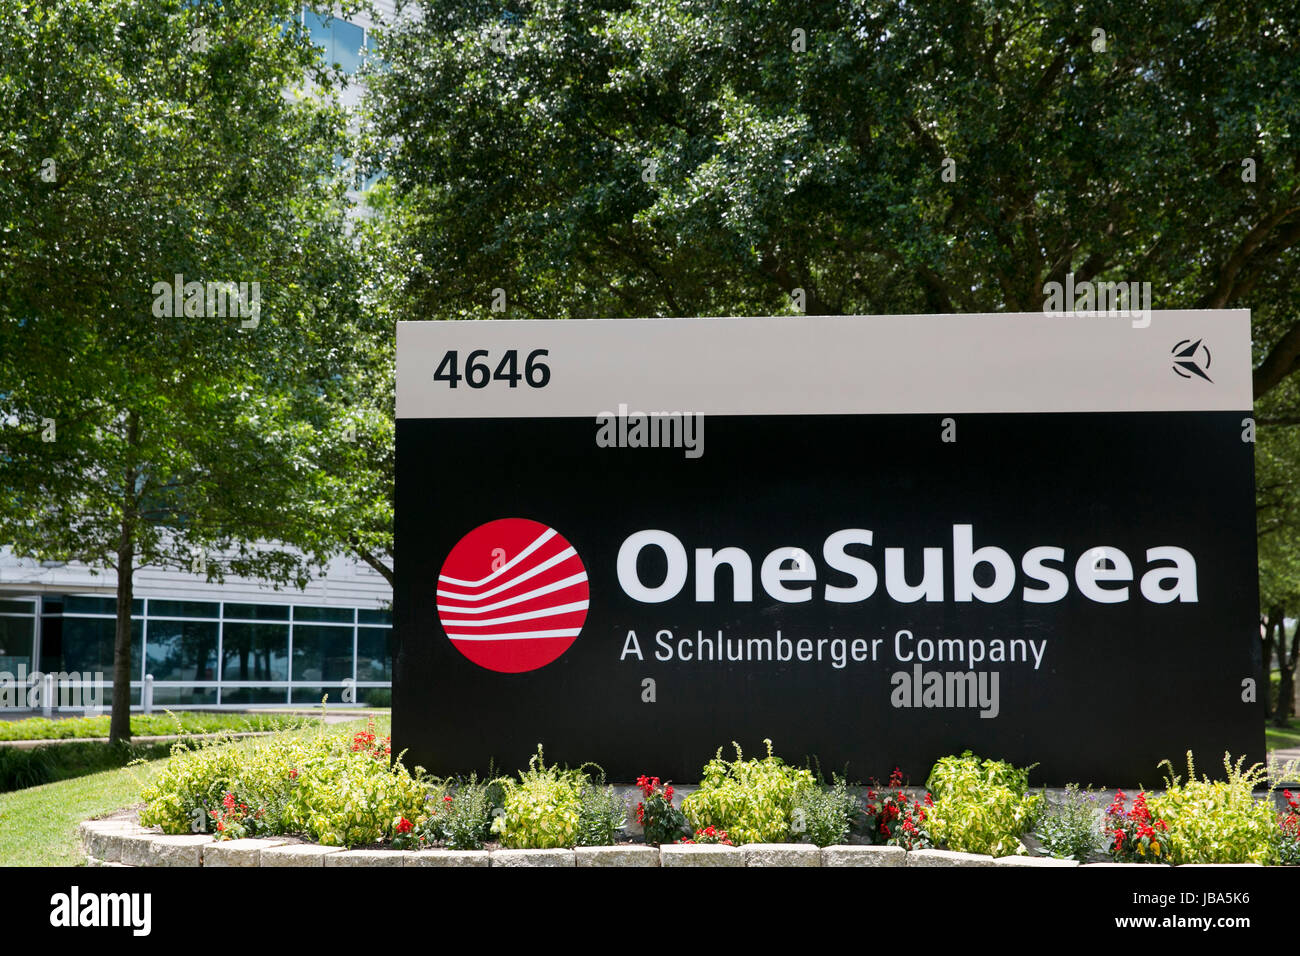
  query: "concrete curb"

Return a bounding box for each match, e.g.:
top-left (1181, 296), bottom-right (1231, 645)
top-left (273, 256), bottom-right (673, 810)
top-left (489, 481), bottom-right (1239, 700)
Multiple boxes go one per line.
top-left (76, 819), bottom-right (1288, 868)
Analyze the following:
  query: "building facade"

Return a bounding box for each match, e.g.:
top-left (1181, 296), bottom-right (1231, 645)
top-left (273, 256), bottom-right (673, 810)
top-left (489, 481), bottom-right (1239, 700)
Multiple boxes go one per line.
top-left (0, 551), bottom-right (392, 710)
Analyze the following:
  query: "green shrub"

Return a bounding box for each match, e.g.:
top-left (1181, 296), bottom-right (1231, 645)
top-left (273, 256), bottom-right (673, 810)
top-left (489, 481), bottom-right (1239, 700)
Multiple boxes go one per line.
top-left (140, 736), bottom-right (276, 835)
top-left (282, 747), bottom-right (426, 847)
top-left (0, 745), bottom-right (54, 791)
top-left (0, 711), bottom-right (313, 741)
top-left (679, 825), bottom-right (733, 845)
top-left (1034, 784), bottom-right (1103, 861)
top-left (1147, 752), bottom-right (1284, 865)
top-left (1278, 789), bottom-right (1300, 865)
top-left (576, 775), bottom-right (627, 847)
top-left (864, 770), bottom-right (931, 849)
top-left (2, 740), bottom-right (174, 793)
top-left (491, 746), bottom-right (586, 849)
top-left (682, 739), bottom-right (815, 845)
top-left (139, 723), bottom-right (427, 847)
top-left (792, 775), bottom-right (859, 847)
top-left (924, 751), bottom-right (1040, 857)
top-left (1103, 789), bottom-right (1172, 863)
top-left (441, 777), bottom-right (495, 850)
top-left (634, 776), bottom-right (689, 845)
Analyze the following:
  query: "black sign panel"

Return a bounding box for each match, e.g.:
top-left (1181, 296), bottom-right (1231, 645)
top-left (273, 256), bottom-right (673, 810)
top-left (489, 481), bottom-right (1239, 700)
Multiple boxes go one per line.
top-left (394, 314), bottom-right (1261, 784)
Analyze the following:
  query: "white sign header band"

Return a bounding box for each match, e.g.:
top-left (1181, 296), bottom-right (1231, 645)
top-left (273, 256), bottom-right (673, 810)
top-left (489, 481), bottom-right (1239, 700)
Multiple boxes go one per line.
top-left (396, 311), bottom-right (1251, 418)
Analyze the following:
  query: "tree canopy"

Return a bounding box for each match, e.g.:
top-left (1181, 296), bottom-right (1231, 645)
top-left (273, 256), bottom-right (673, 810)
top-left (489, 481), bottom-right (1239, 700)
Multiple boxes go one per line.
top-left (367, 0), bottom-right (1298, 391)
top-left (0, 0), bottom-right (371, 737)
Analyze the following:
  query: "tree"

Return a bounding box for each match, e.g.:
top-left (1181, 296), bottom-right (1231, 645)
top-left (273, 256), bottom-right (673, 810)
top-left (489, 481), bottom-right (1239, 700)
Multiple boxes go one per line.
top-left (286, 180), bottom-right (400, 589)
top-left (366, 0), bottom-right (1299, 376)
top-left (1257, 405), bottom-right (1300, 723)
top-left (363, 0), bottom-right (1300, 734)
top-left (0, 0), bottom-right (366, 741)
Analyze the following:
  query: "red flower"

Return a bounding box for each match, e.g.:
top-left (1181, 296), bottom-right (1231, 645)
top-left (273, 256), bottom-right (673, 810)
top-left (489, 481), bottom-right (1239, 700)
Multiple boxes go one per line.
top-left (222, 793), bottom-right (236, 810)
top-left (396, 817), bottom-right (413, 834)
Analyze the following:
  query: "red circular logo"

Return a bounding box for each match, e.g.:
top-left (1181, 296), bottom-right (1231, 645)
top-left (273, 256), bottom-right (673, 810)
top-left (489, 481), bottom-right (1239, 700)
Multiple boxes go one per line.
top-left (436, 518), bottom-right (589, 673)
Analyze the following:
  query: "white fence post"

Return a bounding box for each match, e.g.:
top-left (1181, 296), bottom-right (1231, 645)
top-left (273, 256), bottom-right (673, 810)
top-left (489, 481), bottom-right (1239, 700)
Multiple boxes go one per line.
top-left (143, 674), bottom-right (154, 715)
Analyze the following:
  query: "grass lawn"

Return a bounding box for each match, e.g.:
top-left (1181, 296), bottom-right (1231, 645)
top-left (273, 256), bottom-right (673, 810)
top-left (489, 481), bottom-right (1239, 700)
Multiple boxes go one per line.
top-left (0, 714), bottom-right (377, 867)
top-left (0, 754), bottom-right (173, 866)
top-left (0, 711), bottom-right (317, 741)
top-left (1266, 717), bottom-right (1300, 751)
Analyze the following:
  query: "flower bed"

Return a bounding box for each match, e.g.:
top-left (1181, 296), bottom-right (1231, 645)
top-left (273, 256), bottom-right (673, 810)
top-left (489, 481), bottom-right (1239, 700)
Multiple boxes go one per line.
top-left (127, 728), bottom-right (1300, 866)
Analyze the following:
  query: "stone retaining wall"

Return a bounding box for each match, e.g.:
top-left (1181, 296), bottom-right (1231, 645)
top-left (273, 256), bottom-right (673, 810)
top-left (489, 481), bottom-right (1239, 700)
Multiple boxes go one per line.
top-left (79, 819), bottom-right (1259, 868)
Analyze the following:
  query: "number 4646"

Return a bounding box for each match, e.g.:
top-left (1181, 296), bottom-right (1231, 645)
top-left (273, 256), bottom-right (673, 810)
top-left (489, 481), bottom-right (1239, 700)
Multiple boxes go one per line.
top-left (433, 349), bottom-right (550, 388)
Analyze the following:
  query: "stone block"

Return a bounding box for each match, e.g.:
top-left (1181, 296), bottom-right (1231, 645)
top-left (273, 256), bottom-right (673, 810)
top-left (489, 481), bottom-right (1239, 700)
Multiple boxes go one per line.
top-left (260, 843), bottom-right (345, 867)
top-left (575, 845), bottom-right (660, 867)
top-left (906, 849), bottom-right (997, 868)
top-left (491, 848), bottom-right (576, 867)
top-left (742, 843), bottom-right (822, 867)
top-left (406, 849), bottom-right (491, 867)
top-left (821, 845), bottom-right (907, 867)
top-left (659, 844), bottom-right (744, 867)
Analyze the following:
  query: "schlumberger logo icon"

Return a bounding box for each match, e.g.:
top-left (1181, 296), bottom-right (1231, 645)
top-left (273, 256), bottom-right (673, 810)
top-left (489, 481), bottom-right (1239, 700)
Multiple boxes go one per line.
top-left (437, 518), bottom-right (589, 673)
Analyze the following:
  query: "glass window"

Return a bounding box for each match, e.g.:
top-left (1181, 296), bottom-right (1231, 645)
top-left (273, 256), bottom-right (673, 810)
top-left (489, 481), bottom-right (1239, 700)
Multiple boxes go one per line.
top-left (291, 684), bottom-right (339, 706)
top-left (331, 18), bottom-right (364, 74)
top-left (356, 627), bottom-right (392, 681)
top-left (303, 8), bottom-right (332, 48)
top-left (0, 599), bottom-right (36, 614)
top-left (63, 596), bottom-right (144, 616)
top-left (360, 686), bottom-right (391, 707)
top-left (221, 623), bottom-right (289, 682)
top-left (221, 686), bottom-right (289, 705)
top-left (47, 617), bottom-right (142, 678)
top-left (0, 615), bottom-right (34, 671)
top-left (304, 9), bottom-right (364, 74)
top-left (293, 605), bottom-right (353, 624)
top-left (358, 608), bottom-right (391, 625)
top-left (98, 684), bottom-right (142, 708)
top-left (223, 603), bottom-right (290, 621)
top-left (148, 600), bottom-right (219, 619)
top-left (145, 619), bottom-right (219, 682)
top-left (291, 624), bottom-right (353, 682)
top-left (150, 686), bottom-right (217, 707)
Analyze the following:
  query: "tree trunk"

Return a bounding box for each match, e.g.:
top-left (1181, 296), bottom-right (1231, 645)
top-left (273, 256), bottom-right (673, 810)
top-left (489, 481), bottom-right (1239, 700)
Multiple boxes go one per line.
top-left (1261, 611), bottom-right (1277, 717)
top-left (1277, 617), bottom-right (1300, 726)
top-left (108, 412), bottom-right (139, 745)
